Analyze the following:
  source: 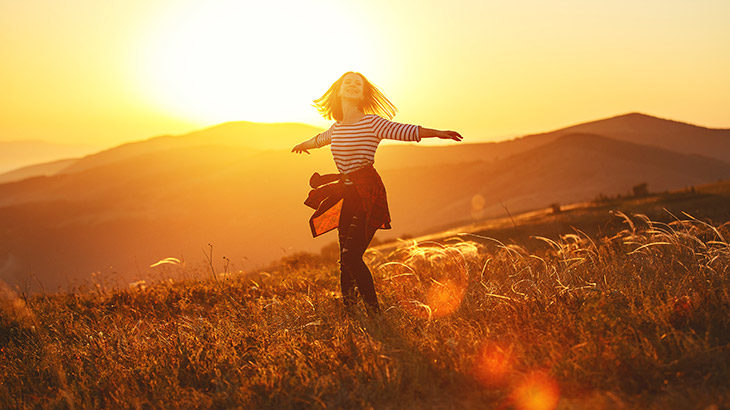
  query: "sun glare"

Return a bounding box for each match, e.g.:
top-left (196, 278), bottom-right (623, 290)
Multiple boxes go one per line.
top-left (134, 0), bottom-right (380, 124)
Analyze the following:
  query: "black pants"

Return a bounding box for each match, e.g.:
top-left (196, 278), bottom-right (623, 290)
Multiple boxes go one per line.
top-left (338, 184), bottom-right (379, 311)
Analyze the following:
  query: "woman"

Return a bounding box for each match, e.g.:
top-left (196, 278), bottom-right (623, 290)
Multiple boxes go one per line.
top-left (292, 71), bottom-right (462, 314)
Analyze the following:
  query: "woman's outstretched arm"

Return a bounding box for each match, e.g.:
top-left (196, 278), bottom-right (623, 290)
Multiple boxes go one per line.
top-left (418, 127), bottom-right (463, 142)
top-left (372, 116), bottom-right (462, 143)
top-left (291, 136), bottom-right (318, 154)
top-left (292, 126), bottom-right (333, 154)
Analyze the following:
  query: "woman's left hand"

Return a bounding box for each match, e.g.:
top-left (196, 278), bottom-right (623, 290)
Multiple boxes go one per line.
top-left (438, 130), bottom-right (463, 141)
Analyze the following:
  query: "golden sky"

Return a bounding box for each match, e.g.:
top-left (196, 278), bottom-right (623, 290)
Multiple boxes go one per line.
top-left (1, 0), bottom-right (728, 147)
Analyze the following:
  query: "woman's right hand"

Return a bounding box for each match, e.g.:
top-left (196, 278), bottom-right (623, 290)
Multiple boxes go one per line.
top-left (291, 142), bottom-right (310, 154)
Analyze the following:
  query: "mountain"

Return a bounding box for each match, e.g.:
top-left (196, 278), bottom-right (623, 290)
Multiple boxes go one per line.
top-left (58, 122), bottom-right (324, 175)
top-left (382, 133), bottom-right (730, 232)
top-left (2, 118), bottom-right (730, 293)
top-left (9, 112), bottom-right (726, 183)
top-left (375, 112), bottom-right (730, 168)
top-left (0, 158), bottom-right (78, 184)
top-left (522, 112), bottom-right (730, 162)
top-left (0, 140), bottom-right (98, 174)
top-left (0, 144), bottom-right (334, 292)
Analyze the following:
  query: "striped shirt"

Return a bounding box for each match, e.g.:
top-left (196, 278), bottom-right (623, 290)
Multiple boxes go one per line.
top-left (314, 114), bottom-right (420, 181)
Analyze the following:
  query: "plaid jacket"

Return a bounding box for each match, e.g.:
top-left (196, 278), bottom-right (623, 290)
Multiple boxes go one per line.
top-left (304, 165), bottom-right (392, 238)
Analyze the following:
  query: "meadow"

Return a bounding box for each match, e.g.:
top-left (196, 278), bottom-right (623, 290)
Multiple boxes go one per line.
top-left (1, 192), bottom-right (729, 408)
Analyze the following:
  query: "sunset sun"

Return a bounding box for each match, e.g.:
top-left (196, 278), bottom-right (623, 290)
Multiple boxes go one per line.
top-left (134, 0), bottom-right (381, 124)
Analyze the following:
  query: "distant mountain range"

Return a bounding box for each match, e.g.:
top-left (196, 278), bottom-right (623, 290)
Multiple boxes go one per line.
top-left (0, 158), bottom-right (77, 184)
top-left (57, 122), bottom-right (323, 175)
top-left (1, 113), bottom-right (728, 292)
top-left (375, 112), bottom-right (730, 168)
top-left (0, 140), bottom-right (98, 175)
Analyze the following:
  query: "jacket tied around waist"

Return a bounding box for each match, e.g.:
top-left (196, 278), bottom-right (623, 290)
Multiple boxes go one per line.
top-left (304, 165), bottom-right (392, 238)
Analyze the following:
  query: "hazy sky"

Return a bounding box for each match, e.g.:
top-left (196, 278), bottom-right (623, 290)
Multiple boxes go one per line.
top-left (1, 0), bottom-right (728, 147)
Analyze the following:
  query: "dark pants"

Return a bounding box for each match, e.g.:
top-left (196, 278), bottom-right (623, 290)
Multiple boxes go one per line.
top-left (338, 184), bottom-right (379, 312)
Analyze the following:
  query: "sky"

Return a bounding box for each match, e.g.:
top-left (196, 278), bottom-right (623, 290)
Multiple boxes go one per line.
top-left (1, 0), bottom-right (728, 148)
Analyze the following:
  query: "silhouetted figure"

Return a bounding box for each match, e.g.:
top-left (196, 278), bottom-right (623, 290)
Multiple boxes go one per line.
top-left (292, 72), bottom-right (462, 314)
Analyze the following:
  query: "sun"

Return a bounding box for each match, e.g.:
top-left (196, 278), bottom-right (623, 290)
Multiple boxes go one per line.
top-left (132, 0), bottom-right (381, 125)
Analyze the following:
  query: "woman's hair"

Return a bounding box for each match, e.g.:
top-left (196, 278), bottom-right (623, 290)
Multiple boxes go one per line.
top-left (313, 72), bottom-right (397, 122)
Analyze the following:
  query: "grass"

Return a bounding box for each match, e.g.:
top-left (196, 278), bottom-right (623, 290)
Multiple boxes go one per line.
top-left (1, 210), bottom-right (729, 409)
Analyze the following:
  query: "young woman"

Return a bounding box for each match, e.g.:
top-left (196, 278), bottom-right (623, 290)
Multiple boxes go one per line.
top-left (292, 71), bottom-right (462, 314)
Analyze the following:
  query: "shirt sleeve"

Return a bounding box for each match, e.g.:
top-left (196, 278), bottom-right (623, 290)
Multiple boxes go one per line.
top-left (314, 125), bottom-right (334, 147)
top-left (371, 115), bottom-right (421, 142)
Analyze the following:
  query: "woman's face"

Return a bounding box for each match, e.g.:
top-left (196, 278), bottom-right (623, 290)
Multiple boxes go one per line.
top-left (338, 73), bottom-right (364, 101)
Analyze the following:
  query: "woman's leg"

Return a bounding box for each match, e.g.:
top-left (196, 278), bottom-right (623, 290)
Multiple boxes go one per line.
top-left (338, 187), bottom-right (380, 312)
top-left (349, 222), bottom-right (380, 312)
top-left (340, 213), bottom-right (379, 312)
top-left (338, 228), bottom-right (358, 308)
top-left (338, 190), bottom-right (359, 308)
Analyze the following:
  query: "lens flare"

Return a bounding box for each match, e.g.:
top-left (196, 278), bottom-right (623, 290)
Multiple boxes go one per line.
top-left (474, 342), bottom-right (514, 388)
top-left (380, 241), bottom-right (477, 320)
top-left (511, 371), bottom-right (560, 410)
top-left (426, 279), bottom-right (466, 318)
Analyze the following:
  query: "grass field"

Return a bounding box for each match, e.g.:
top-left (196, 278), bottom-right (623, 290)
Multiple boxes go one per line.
top-left (1, 184), bottom-right (729, 408)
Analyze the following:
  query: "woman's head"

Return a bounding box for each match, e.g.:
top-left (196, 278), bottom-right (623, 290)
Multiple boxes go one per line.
top-left (313, 72), bottom-right (397, 122)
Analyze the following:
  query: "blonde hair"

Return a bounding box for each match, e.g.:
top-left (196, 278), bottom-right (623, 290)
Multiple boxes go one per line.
top-left (313, 72), bottom-right (397, 122)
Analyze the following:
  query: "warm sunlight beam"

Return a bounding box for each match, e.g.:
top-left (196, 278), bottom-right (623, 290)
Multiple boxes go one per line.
top-left (134, 0), bottom-right (380, 124)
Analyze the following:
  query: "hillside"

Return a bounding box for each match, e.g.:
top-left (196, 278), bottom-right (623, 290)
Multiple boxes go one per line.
top-left (2, 208), bottom-right (728, 408)
top-left (381, 179), bottom-right (730, 253)
top-left (2, 128), bottom-right (730, 292)
top-left (383, 133), bottom-right (730, 232)
top-left (527, 112), bottom-right (730, 162)
top-left (3, 112), bottom-right (728, 185)
top-left (0, 158), bottom-right (78, 184)
top-left (376, 112), bottom-right (730, 168)
top-left (0, 145), bottom-right (334, 291)
top-left (0, 140), bottom-right (98, 174)
top-left (58, 122), bottom-right (325, 175)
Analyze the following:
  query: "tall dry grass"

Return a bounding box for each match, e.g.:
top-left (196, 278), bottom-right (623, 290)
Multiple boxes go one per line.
top-left (0, 212), bottom-right (728, 408)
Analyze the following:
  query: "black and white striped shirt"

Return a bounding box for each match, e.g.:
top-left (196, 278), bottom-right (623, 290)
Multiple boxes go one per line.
top-left (314, 114), bottom-right (420, 180)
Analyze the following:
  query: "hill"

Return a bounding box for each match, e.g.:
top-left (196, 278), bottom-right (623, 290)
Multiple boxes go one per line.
top-left (1, 202), bottom-right (728, 408)
top-left (0, 140), bottom-right (98, 174)
top-left (376, 112), bottom-right (730, 168)
top-left (0, 145), bottom-right (334, 291)
top-left (3, 112), bottom-right (727, 184)
top-left (2, 127), bottom-right (729, 292)
top-left (527, 112), bottom-right (730, 163)
top-left (0, 158), bottom-right (78, 184)
top-left (380, 179), bottom-right (730, 253)
top-left (58, 122), bottom-right (324, 175)
top-left (383, 133), bottom-right (730, 233)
